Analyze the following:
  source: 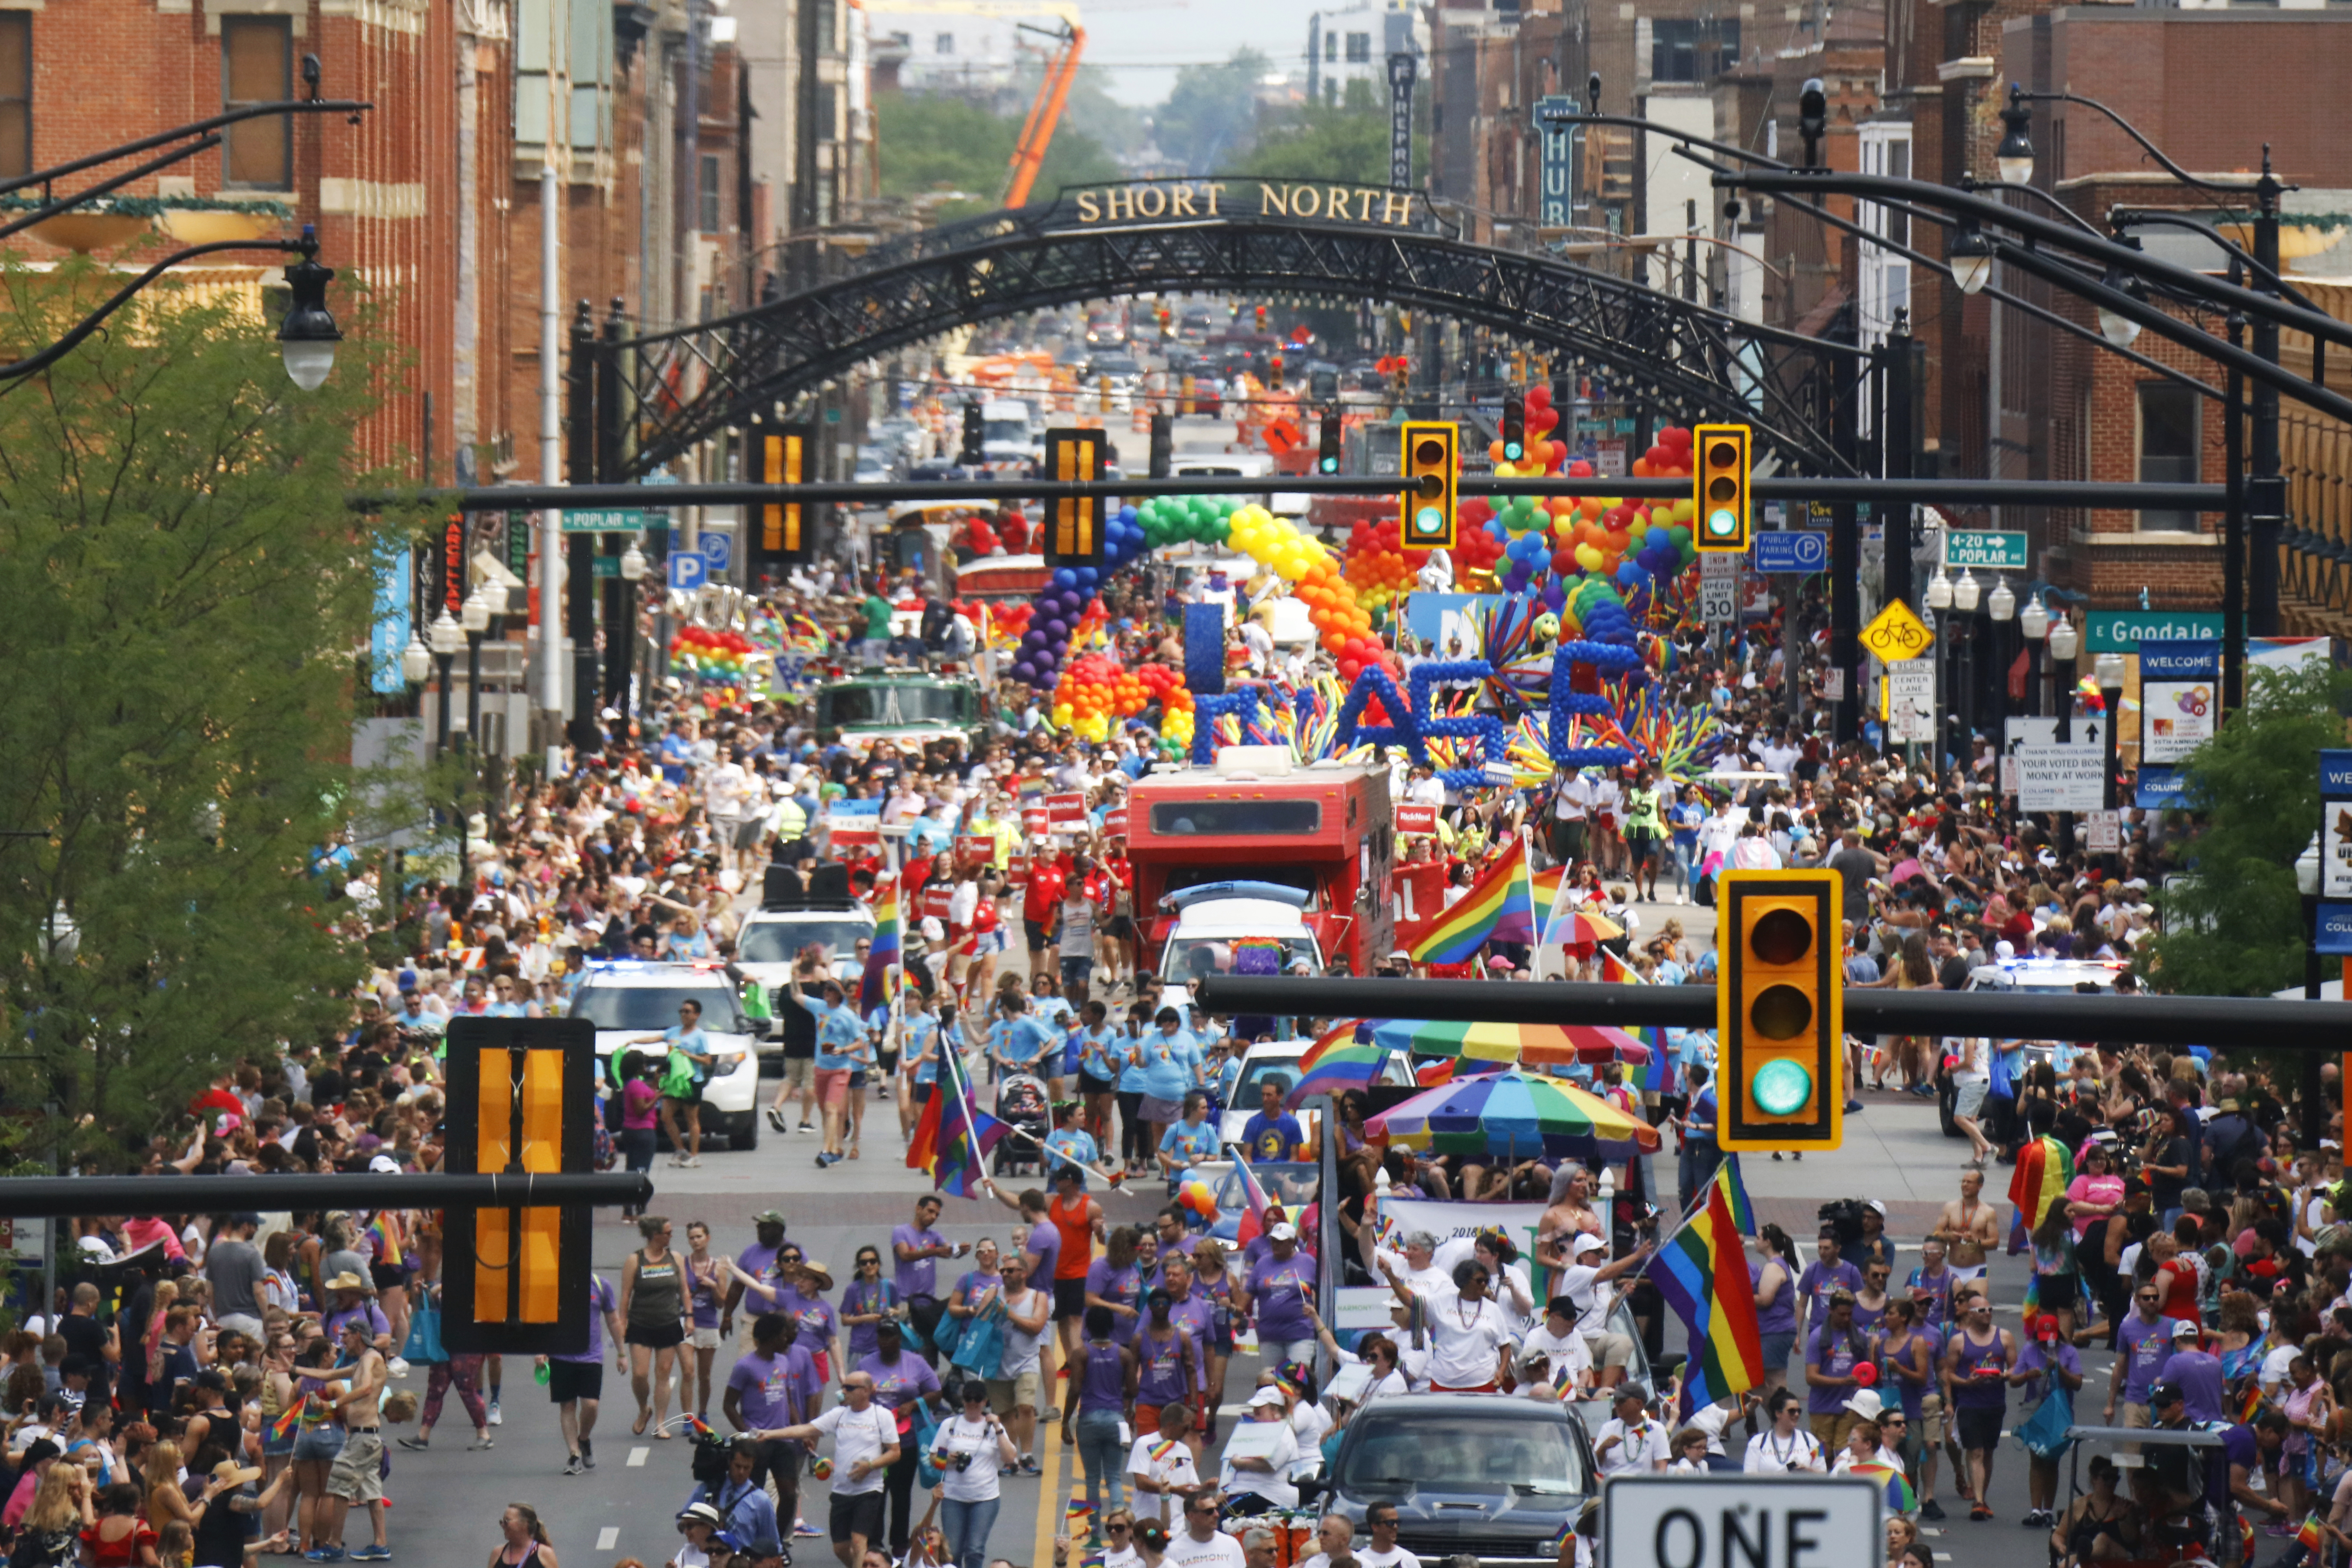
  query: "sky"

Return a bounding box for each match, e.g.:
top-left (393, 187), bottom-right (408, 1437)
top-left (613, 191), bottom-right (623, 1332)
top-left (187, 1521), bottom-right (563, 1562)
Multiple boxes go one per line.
top-left (1076, 0), bottom-right (1315, 105)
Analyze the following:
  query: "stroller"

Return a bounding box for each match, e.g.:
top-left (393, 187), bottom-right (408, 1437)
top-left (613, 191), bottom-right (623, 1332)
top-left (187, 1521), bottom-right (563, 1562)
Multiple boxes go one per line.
top-left (991, 1072), bottom-right (1051, 1176)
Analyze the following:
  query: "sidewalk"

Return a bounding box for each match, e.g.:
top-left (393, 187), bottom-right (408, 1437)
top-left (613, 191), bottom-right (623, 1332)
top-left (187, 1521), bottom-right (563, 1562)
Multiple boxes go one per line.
top-left (1671, 1091), bottom-right (1987, 1241)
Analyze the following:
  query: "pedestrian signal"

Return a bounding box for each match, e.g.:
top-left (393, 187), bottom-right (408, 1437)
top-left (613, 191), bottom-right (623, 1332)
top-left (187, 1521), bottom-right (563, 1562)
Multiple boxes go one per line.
top-left (1693, 422), bottom-right (1751, 552)
top-left (959, 402), bottom-right (983, 467)
top-left (1717, 869), bottom-right (1843, 1152)
top-left (442, 1018), bottom-right (598, 1355)
top-left (1400, 421), bottom-right (1457, 551)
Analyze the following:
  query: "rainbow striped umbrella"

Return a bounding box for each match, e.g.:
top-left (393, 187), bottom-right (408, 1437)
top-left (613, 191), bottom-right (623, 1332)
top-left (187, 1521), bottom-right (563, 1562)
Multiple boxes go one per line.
top-left (1365, 1070), bottom-right (1661, 1159)
top-left (1365, 1017), bottom-right (1652, 1068)
top-left (1546, 907), bottom-right (1624, 950)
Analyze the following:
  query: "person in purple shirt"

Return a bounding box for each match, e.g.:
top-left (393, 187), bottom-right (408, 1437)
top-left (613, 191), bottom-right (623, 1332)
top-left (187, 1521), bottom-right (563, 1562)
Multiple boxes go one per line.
top-left (892, 1195), bottom-right (967, 1366)
top-left (2104, 1281), bottom-right (2174, 1428)
top-left (1019, 1191), bottom-right (1060, 1290)
top-left (857, 1320), bottom-right (946, 1556)
top-left (2015, 1313), bottom-right (2085, 1529)
top-left (1158, 1252), bottom-right (1216, 1376)
top-left (540, 1271), bottom-right (624, 1476)
top-left (1130, 1289), bottom-right (1196, 1432)
top-left (2156, 1318), bottom-right (2226, 1424)
top-left (1244, 1222), bottom-right (1317, 1365)
top-left (722, 1210), bottom-right (790, 1340)
top-left (724, 1313), bottom-right (819, 1531)
top-left (841, 1246), bottom-right (900, 1361)
top-left (1084, 1229), bottom-right (1145, 1346)
top-left (1803, 1290), bottom-right (1870, 1446)
top-left (1794, 1228), bottom-right (1863, 1347)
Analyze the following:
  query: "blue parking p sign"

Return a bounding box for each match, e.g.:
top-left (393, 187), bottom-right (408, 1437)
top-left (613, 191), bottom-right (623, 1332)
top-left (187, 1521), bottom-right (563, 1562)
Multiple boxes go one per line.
top-left (699, 531), bottom-right (733, 574)
top-left (1751, 530), bottom-right (1829, 574)
top-left (668, 551), bottom-right (706, 591)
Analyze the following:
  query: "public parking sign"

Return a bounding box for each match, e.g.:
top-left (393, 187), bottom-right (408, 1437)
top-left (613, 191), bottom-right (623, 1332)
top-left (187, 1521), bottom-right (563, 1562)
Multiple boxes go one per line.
top-left (1751, 530), bottom-right (1828, 574)
top-left (1604, 1474), bottom-right (1880, 1568)
top-left (668, 551), bottom-right (707, 592)
top-left (699, 530), bottom-right (734, 574)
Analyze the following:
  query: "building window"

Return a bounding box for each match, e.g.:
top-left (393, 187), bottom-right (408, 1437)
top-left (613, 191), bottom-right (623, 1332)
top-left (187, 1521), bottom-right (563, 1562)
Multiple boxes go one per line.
top-left (2136, 382), bottom-right (2201, 532)
top-left (0, 15), bottom-right (27, 180)
top-left (1324, 32), bottom-right (1337, 59)
top-left (1651, 19), bottom-right (1736, 82)
top-left (1856, 122), bottom-right (1912, 357)
top-left (1345, 31), bottom-right (1371, 61)
top-left (222, 16), bottom-right (293, 189)
top-left (934, 30), bottom-right (953, 53)
top-left (817, 0), bottom-right (836, 53)
top-left (818, 85), bottom-right (837, 140)
top-left (699, 153), bottom-right (721, 232)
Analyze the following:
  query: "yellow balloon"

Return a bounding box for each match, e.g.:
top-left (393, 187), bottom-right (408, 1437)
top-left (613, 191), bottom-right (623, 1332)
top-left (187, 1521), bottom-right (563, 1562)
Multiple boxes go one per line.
top-left (1574, 543), bottom-right (1604, 572)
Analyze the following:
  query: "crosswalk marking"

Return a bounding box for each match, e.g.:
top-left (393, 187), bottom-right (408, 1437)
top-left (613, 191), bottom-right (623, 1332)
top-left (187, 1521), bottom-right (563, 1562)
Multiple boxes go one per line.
top-left (627, 1446), bottom-right (650, 1468)
top-left (597, 1529), bottom-right (619, 1551)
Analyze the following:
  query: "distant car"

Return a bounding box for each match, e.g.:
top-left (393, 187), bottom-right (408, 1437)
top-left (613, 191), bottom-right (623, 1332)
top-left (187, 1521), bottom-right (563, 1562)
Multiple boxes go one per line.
top-left (1315, 1395), bottom-right (1594, 1568)
top-left (572, 961), bottom-right (762, 1150)
top-left (852, 450), bottom-right (892, 484)
top-left (1936, 956), bottom-right (2133, 1135)
top-left (1215, 1039), bottom-right (1414, 1150)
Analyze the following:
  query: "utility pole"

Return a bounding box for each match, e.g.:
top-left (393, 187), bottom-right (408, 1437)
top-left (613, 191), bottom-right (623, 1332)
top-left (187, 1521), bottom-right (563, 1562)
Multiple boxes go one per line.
top-left (537, 34), bottom-right (566, 774)
top-left (566, 301), bottom-right (600, 750)
top-left (1881, 308), bottom-right (1919, 614)
top-left (2249, 151), bottom-right (2286, 639)
top-left (1830, 301), bottom-right (1861, 743)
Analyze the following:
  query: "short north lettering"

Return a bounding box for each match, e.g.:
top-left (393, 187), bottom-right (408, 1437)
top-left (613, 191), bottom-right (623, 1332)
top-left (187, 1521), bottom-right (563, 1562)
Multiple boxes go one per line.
top-left (1068, 180), bottom-right (1415, 228)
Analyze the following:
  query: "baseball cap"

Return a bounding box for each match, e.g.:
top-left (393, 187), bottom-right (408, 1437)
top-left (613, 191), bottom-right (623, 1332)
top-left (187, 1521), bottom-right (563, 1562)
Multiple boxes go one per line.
top-left (368, 1154), bottom-right (402, 1175)
top-left (2170, 1318), bottom-right (2200, 1339)
top-left (752, 1209), bottom-right (787, 1228)
top-left (1571, 1232), bottom-right (1608, 1258)
top-left (1248, 1387), bottom-right (1287, 1409)
top-left (1267, 1222), bottom-right (1297, 1241)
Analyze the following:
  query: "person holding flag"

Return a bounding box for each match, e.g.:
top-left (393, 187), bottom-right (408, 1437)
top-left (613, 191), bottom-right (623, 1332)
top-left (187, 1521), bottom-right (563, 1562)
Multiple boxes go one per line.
top-left (794, 973), bottom-right (874, 1170)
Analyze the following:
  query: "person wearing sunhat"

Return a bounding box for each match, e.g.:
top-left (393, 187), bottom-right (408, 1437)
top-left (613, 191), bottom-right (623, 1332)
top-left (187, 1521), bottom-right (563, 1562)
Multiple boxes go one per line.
top-left (193, 1456), bottom-right (290, 1568)
top-left (321, 1274), bottom-right (391, 1356)
top-left (673, 1499), bottom-right (730, 1568)
top-left (1217, 1387), bottom-right (1301, 1512)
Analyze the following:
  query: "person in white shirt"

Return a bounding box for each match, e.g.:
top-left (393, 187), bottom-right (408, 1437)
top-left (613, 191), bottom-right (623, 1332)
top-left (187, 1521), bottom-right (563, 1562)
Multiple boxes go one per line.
top-left (928, 1380), bottom-right (1017, 1568)
top-left (1431, 1229), bottom-right (1534, 1333)
top-left (1554, 1234), bottom-right (1654, 1388)
top-left (1742, 1388), bottom-right (1828, 1473)
top-left (1385, 1258), bottom-right (1514, 1393)
top-left (755, 1370), bottom-right (902, 1567)
top-left (1306, 1298), bottom-right (1424, 1400)
top-left (1218, 1388), bottom-right (1302, 1509)
top-left (1515, 1297), bottom-right (1596, 1399)
top-left (1125, 1401), bottom-right (1202, 1526)
top-left (1549, 773), bottom-right (1596, 866)
top-left (1594, 1385), bottom-right (1671, 1476)
top-left (1166, 1490), bottom-right (1247, 1568)
top-left (1370, 1232), bottom-right (1450, 1304)
top-left (1290, 1513), bottom-right (1357, 1568)
top-left (1353, 1501), bottom-right (1422, 1568)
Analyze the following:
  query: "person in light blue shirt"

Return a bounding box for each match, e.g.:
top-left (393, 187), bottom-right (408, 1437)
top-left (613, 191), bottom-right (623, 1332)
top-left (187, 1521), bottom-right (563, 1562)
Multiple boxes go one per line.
top-left (1134, 1013), bottom-right (1194, 1104)
top-left (1157, 1090), bottom-right (1221, 1184)
top-left (1030, 972), bottom-right (1074, 1029)
top-left (902, 1001), bottom-right (941, 1093)
top-left (990, 993), bottom-right (1059, 1085)
top-left (791, 975), bottom-right (869, 1168)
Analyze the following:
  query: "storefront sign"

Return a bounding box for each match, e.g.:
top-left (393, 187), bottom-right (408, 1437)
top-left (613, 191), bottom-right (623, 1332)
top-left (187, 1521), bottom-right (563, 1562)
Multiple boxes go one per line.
top-left (2323, 751), bottom-right (2352, 899)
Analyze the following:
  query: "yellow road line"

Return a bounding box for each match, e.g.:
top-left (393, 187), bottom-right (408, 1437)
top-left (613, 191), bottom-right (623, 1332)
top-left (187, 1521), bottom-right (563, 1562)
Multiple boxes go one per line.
top-left (1032, 1408), bottom-right (1067, 1567)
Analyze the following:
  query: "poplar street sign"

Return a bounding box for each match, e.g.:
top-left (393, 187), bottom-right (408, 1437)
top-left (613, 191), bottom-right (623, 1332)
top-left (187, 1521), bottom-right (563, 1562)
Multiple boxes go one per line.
top-left (562, 509), bottom-right (663, 532)
top-left (1940, 529), bottom-right (2028, 571)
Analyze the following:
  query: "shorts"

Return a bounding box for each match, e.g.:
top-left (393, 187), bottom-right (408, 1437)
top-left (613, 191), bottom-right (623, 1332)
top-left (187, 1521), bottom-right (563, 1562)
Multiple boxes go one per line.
top-left (830, 1489), bottom-right (886, 1545)
top-left (783, 1057), bottom-right (815, 1091)
top-left (292, 1424), bottom-right (345, 1464)
top-left (369, 1263), bottom-right (405, 1294)
top-left (691, 1326), bottom-right (722, 1351)
top-left (2035, 1271), bottom-right (2078, 1313)
top-left (1053, 1277), bottom-right (1089, 1319)
top-left (1918, 1392), bottom-right (1947, 1447)
top-left (1132, 1403), bottom-right (1166, 1436)
top-left (1808, 1411), bottom-right (1857, 1455)
top-left (625, 1321), bottom-right (686, 1349)
top-left (262, 1424), bottom-right (298, 1459)
top-left (1626, 832), bottom-right (1660, 867)
top-left (1024, 919), bottom-right (1054, 952)
top-left (815, 1067), bottom-right (853, 1107)
top-left (1953, 1076), bottom-right (1991, 1120)
top-left (1955, 1405), bottom-right (2004, 1454)
top-left (1106, 916), bottom-right (1135, 941)
top-left (851, 1070), bottom-right (869, 1089)
top-left (548, 1360), bottom-right (604, 1404)
top-left (987, 1367), bottom-right (1044, 1415)
top-left (914, 1081), bottom-right (934, 1106)
top-left (1138, 1095), bottom-right (1182, 1126)
top-left (733, 818), bottom-right (766, 852)
top-left (1758, 1331), bottom-right (1797, 1372)
top-left (1581, 1330), bottom-right (1635, 1369)
top-left (1950, 1263), bottom-right (1987, 1284)
top-left (327, 1429), bottom-right (385, 1504)
top-left (1061, 957), bottom-right (1094, 993)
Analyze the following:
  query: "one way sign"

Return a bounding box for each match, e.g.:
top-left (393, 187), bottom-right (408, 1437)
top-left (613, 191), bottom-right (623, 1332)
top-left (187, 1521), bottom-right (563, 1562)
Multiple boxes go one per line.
top-left (1604, 1475), bottom-right (1880, 1568)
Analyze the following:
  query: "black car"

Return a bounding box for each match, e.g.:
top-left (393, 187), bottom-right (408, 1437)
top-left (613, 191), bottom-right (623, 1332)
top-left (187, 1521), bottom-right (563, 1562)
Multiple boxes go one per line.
top-left (1314, 1395), bottom-right (1593, 1568)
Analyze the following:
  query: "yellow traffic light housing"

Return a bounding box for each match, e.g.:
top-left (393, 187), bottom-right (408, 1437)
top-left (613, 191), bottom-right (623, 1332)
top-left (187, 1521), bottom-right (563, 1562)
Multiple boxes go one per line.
top-left (1693, 422), bottom-right (1752, 553)
top-left (1717, 869), bottom-right (1843, 1152)
top-left (1400, 421), bottom-right (1457, 552)
top-left (442, 1017), bottom-right (598, 1354)
top-left (753, 418), bottom-right (811, 564)
top-left (1043, 427), bottom-right (1107, 568)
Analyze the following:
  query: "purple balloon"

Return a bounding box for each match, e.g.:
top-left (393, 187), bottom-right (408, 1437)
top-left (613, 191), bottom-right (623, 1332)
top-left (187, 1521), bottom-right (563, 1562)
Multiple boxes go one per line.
top-left (1014, 661), bottom-right (1037, 683)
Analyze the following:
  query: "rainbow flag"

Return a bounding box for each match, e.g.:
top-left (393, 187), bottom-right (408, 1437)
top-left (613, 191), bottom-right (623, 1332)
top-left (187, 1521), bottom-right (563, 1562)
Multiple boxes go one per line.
top-left (1643, 1160), bottom-right (1763, 1418)
top-left (2239, 1378), bottom-right (2266, 1424)
top-left (1065, 1497), bottom-right (1094, 1532)
top-left (1409, 837), bottom-right (1533, 963)
top-left (2298, 1512), bottom-right (2326, 1551)
top-left (267, 1398), bottom-right (307, 1444)
top-left (860, 876), bottom-right (902, 1014)
top-left (1849, 1461), bottom-right (1916, 1513)
top-left (366, 1212), bottom-right (402, 1268)
top-left (1232, 1153), bottom-right (1274, 1250)
top-left (1284, 1019), bottom-right (1384, 1109)
top-left (924, 1048), bottom-right (1006, 1200)
top-left (1600, 951), bottom-right (1676, 1093)
top-left (2008, 1134), bottom-right (2074, 1264)
top-left (1148, 1436), bottom-right (1181, 1464)
top-left (1712, 1153), bottom-right (1757, 1235)
top-left (1529, 866), bottom-right (1567, 932)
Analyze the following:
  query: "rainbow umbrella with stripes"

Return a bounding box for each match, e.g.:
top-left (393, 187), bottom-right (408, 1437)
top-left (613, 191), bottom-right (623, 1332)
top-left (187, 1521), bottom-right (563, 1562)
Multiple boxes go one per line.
top-left (1365, 1018), bottom-right (1652, 1068)
top-left (1364, 1069), bottom-right (1661, 1160)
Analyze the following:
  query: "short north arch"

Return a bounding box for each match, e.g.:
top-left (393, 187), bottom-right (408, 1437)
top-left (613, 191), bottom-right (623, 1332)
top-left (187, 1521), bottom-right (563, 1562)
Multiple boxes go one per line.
top-left (613, 176), bottom-right (1863, 480)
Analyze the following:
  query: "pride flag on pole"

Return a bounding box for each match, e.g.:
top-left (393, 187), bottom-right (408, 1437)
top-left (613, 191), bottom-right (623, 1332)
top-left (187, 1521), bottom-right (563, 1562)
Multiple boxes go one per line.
top-left (906, 1046), bottom-right (1006, 1199)
top-left (1643, 1159), bottom-right (1764, 1419)
top-left (860, 876), bottom-right (902, 1013)
top-left (1408, 836), bottom-right (1534, 963)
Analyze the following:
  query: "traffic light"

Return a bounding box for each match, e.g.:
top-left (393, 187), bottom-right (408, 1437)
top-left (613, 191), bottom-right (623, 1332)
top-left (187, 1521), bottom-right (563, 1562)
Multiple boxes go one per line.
top-left (1149, 411), bottom-right (1173, 478)
top-left (442, 1017), bottom-right (598, 1354)
top-left (1043, 426), bottom-right (1107, 568)
top-left (1159, 307), bottom-right (1174, 340)
top-left (1717, 869), bottom-right (1843, 1153)
top-left (1317, 407), bottom-right (1342, 475)
top-left (1254, 304), bottom-right (1267, 328)
top-left (1693, 421), bottom-right (1752, 552)
top-left (749, 416), bottom-right (812, 566)
top-left (1267, 355), bottom-right (1284, 392)
top-left (1399, 421), bottom-right (1457, 551)
top-left (1501, 395), bottom-right (1526, 463)
top-left (960, 401), bottom-right (983, 467)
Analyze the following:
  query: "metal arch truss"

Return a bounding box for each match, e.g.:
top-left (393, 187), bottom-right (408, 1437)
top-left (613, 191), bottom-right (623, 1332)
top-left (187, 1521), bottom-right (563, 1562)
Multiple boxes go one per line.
top-left (617, 214), bottom-right (1860, 478)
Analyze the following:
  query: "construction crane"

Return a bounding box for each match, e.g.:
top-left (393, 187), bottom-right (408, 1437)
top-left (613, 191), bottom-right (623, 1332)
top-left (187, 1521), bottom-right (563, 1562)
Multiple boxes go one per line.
top-left (1002, 20), bottom-right (1086, 209)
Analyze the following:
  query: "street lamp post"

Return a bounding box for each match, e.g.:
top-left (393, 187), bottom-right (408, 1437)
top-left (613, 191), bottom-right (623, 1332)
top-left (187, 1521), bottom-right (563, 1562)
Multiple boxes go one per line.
top-left (2096, 650), bottom-right (2126, 855)
top-left (426, 608), bottom-right (462, 758)
top-left (2019, 591), bottom-right (2051, 719)
top-left (1926, 568), bottom-right (1953, 773)
top-left (461, 583), bottom-right (492, 751)
top-left (619, 540), bottom-right (649, 719)
top-left (1987, 575), bottom-right (2015, 742)
top-left (2049, 611), bottom-right (2080, 852)
top-left (2296, 833), bottom-right (2326, 1147)
top-left (1954, 569), bottom-right (1981, 763)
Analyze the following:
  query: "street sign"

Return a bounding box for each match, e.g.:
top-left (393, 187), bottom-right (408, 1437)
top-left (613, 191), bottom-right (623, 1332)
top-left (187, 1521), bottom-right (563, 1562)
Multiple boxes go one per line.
top-left (668, 551), bottom-right (707, 591)
top-left (2084, 609), bottom-right (2222, 654)
top-left (2086, 810), bottom-right (2121, 853)
top-left (1699, 552), bottom-right (1740, 624)
top-left (2318, 902), bottom-right (2352, 957)
top-left (1857, 598), bottom-right (1933, 662)
top-left (699, 531), bottom-right (733, 574)
top-left (1885, 657), bottom-right (1934, 744)
top-left (2017, 742), bottom-right (2107, 812)
top-left (562, 508), bottom-right (662, 532)
top-left (1751, 529), bottom-right (1829, 574)
top-left (1940, 529), bottom-right (2028, 571)
top-left (1603, 1475), bottom-right (1880, 1568)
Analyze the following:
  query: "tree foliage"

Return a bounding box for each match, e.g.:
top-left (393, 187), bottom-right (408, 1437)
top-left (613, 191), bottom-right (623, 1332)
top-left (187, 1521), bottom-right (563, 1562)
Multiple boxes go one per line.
top-left (0, 263), bottom-right (420, 1166)
top-left (1153, 50), bottom-right (1268, 176)
top-left (1236, 78), bottom-right (1395, 185)
top-left (875, 92), bottom-right (1123, 219)
top-left (2140, 659), bottom-right (2352, 998)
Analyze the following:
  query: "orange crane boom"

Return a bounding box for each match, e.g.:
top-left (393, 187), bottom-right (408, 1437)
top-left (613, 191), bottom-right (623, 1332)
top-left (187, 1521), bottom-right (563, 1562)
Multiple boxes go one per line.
top-left (1003, 21), bottom-right (1085, 209)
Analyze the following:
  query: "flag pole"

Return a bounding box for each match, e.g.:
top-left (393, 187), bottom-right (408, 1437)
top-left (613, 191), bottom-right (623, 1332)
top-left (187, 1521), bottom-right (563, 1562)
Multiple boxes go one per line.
top-left (1517, 825), bottom-right (1544, 980)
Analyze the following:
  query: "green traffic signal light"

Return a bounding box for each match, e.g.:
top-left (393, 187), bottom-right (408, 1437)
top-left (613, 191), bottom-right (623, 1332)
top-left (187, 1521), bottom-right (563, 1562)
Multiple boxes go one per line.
top-left (1751, 1058), bottom-right (1812, 1116)
top-left (1414, 504), bottom-right (1443, 536)
top-left (1707, 507), bottom-right (1739, 539)
top-left (1504, 441), bottom-right (1523, 461)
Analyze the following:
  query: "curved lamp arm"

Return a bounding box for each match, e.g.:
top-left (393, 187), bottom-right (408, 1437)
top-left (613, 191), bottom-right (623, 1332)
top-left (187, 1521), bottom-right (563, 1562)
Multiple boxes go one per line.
top-left (0, 237), bottom-right (309, 382)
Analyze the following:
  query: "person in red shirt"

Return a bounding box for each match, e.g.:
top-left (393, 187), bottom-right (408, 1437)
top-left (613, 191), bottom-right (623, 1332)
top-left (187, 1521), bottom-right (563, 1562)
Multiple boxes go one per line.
top-left (1023, 854), bottom-right (1067, 980)
top-left (1094, 853), bottom-right (1134, 989)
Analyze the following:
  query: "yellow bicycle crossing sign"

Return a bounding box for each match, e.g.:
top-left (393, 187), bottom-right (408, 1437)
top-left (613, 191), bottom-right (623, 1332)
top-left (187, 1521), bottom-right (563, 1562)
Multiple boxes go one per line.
top-left (1858, 598), bottom-right (1934, 661)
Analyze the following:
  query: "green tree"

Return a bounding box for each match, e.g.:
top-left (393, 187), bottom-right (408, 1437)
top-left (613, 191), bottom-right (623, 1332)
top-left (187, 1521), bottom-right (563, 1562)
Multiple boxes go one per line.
top-left (1153, 49), bottom-right (1267, 176)
top-left (1237, 78), bottom-right (1392, 184)
top-left (0, 261), bottom-right (419, 1168)
top-left (875, 91), bottom-right (1121, 219)
top-left (2140, 659), bottom-right (2352, 998)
